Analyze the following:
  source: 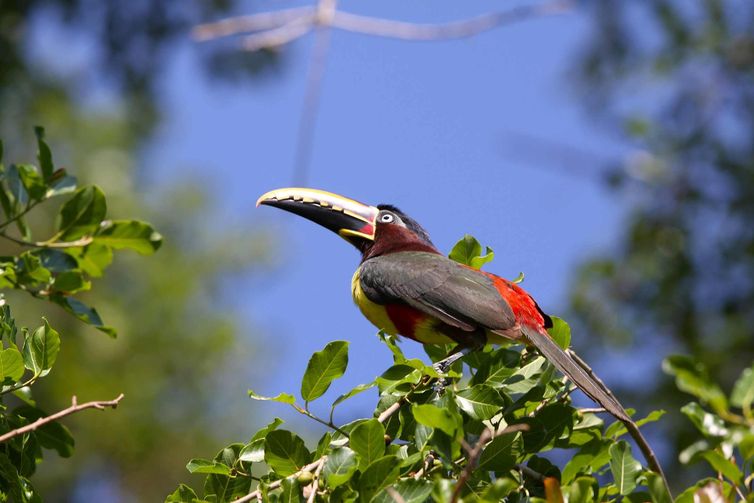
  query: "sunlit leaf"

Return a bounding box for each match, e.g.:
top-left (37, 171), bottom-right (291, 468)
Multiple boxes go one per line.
top-left (300, 340), bottom-right (349, 402)
top-left (264, 430), bottom-right (311, 476)
top-left (323, 446), bottom-right (357, 488)
top-left (350, 418), bottom-right (385, 470)
top-left (22, 319), bottom-right (60, 377)
top-left (609, 440), bottom-right (642, 495)
top-left (55, 185), bottom-right (107, 240)
top-left (186, 458), bottom-right (231, 475)
top-left (94, 220), bottom-right (163, 255)
top-left (0, 347), bottom-right (24, 383)
top-left (248, 390), bottom-right (296, 404)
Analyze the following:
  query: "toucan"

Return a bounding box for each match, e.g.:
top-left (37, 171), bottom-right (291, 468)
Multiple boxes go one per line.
top-left (256, 187), bottom-right (631, 420)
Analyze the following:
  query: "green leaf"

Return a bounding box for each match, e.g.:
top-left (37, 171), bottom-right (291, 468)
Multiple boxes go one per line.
top-left (730, 364), bottom-right (754, 411)
top-left (700, 451), bottom-right (742, 484)
top-left (478, 432), bottom-right (522, 473)
top-left (547, 317), bottom-right (571, 350)
top-left (482, 478), bottom-right (519, 500)
top-left (609, 440), bottom-right (642, 495)
top-left (16, 164), bottom-right (46, 201)
top-left (448, 234), bottom-right (494, 269)
top-left (15, 405), bottom-right (75, 457)
top-left (455, 384), bottom-right (504, 420)
top-left (280, 478), bottom-right (303, 503)
top-left (566, 477), bottom-right (596, 503)
top-left (165, 483), bottom-right (200, 503)
top-left (358, 455), bottom-right (400, 502)
top-left (644, 471), bottom-right (671, 503)
top-left (411, 404), bottom-right (460, 437)
top-left (663, 355), bottom-right (727, 413)
top-left (0, 347), bottom-right (25, 383)
top-left (186, 458), bottom-right (232, 475)
top-left (94, 220), bottom-right (163, 255)
top-left (504, 356), bottom-right (547, 394)
top-left (300, 340), bottom-right (349, 402)
top-left (323, 446), bottom-right (358, 488)
top-left (52, 270), bottom-right (91, 294)
top-left (50, 295), bottom-right (116, 337)
top-left (70, 243), bottom-right (113, 277)
top-left (33, 126), bottom-right (54, 180)
top-left (239, 439), bottom-right (265, 464)
top-left (373, 479), bottom-right (433, 503)
top-left (55, 185), bottom-right (107, 240)
top-left (680, 402), bottom-right (728, 437)
top-left (248, 389), bottom-right (296, 404)
top-left (264, 430), bottom-right (311, 476)
top-left (251, 417), bottom-right (284, 442)
top-left (22, 319), bottom-right (60, 377)
top-left (350, 418), bottom-right (385, 470)
top-left (330, 382), bottom-right (375, 421)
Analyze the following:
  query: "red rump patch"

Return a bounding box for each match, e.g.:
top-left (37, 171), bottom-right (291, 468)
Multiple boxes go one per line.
top-left (385, 304), bottom-right (426, 340)
top-left (480, 271), bottom-right (547, 329)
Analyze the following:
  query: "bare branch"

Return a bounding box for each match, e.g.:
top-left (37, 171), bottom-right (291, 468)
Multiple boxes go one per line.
top-left (192, 7), bottom-right (315, 41)
top-left (0, 394), bottom-right (124, 444)
top-left (330, 1), bottom-right (572, 41)
top-left (241, 16), bottom-right (315, 52)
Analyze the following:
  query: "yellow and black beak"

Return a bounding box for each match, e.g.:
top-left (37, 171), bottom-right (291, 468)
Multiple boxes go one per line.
top-left (256, 188), bottom-right (378, 244)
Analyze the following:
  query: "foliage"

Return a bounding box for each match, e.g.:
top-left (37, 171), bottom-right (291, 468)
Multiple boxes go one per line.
top-left (572, 0), bottom-right (754, 483)
top-left (0, 129), bottom-right (160, 500)
top-left (168, 236), bottom-right (734, 503)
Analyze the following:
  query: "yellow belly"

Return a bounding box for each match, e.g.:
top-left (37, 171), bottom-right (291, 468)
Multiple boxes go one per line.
top-left (351, 269), bottom-right (457, 344)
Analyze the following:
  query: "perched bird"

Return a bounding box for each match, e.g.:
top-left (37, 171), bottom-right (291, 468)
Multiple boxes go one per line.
top-left (256, 187), bottom-right (629, 421)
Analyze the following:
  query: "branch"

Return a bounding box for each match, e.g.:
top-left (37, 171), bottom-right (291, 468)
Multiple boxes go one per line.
top-left (305, 456), bottom-right (325, 503)
top-left (232, 375), bottom-right (431, 502)
top-left (0, 231), bottom-right (93, 249)
top-left (192, 7), bottom-right (316, 41)
top-left (330, 1), bottom-right (572, 41)
top-left (0, 394), bottom-right (124, 444)
top-left (241, 16), bottom-right (316, 52)
top-left (450, 423), bottom-right (530, 502)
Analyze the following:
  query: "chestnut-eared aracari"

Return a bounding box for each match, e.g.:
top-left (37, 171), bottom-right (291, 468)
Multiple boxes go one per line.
top-left (256, 187), bottom-right (632, 422)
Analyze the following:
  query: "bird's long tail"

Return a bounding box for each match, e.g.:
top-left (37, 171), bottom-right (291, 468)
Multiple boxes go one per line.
top-left (517, 326), bottom-right (669, 496)
top-left (520, 326), bottom-right (630, 421)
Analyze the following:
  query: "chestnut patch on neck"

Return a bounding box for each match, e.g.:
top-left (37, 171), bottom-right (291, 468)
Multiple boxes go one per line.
top-left (362, 224), bottom-right (440, 261)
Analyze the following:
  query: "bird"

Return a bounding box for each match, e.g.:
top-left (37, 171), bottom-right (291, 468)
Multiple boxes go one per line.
top-left (256, 187), bottom-right (629, 421)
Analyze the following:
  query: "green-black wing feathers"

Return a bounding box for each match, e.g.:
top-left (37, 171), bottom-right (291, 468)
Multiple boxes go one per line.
top-left (358, 251), bottom-right (516, 332)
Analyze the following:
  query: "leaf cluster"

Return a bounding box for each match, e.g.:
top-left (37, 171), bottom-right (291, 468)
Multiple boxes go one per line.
top-left (169, 236), bottom-right (672, 503)
top-left (0, 130), bottom-right (162, 500)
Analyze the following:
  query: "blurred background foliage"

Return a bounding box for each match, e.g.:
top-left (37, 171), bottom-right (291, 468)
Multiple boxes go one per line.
top-left (572, 0), bottom-right (754, 488)
top-left (1, 0), bottom-right (277, 500)
top-left (2, 0), bottom-right (753, 500)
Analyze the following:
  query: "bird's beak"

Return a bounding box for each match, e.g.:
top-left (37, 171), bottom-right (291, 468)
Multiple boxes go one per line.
top-left (257, 187), bottom-right (378, 244)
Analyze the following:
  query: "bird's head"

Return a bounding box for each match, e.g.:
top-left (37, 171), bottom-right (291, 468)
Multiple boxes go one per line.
top-left (256, 187), bottom-right (439, 260)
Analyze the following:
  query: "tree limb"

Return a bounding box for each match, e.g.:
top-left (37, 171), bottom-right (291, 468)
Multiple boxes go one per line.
top-left (0, 394), bottom-right (125, 444)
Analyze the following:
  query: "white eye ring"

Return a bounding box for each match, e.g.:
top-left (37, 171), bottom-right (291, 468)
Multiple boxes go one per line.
top-left (380, 213), bottom-right (394, 223)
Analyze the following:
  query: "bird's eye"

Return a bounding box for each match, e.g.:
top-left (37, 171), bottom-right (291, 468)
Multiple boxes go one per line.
top-left (380, 213), bottom-right (395, 223)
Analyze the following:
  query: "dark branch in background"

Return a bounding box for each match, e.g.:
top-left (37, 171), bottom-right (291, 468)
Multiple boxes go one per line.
top-left (193, 0), bottom-right (574, 184)
top-left (0, 394), bottom-right (125, 444)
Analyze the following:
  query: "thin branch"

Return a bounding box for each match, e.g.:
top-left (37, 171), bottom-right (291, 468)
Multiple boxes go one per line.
top-left (241, 16), bottom-right (315, 52)
top-left (450, 423), bottom-right (530, 503)
top-left (518, 463), bottom-right (545, 482)
top-left (0, 231), bottom-right (93, 249)
top-left (578, 407), bottom-right (607, 414)
top-left (0, 394), bottom-right (124, 444)
top-left (306, 456), bottom-right (326, 503)
top-left (330, 1), bottom-right (572, 41)
top-left (292, 19), bottom-right (332, 185)
top-left (192, 7), bottom-right (316, 41)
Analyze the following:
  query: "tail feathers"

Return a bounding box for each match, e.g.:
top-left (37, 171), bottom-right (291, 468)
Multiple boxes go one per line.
top-left (517, 326), bottom-right (630, 422)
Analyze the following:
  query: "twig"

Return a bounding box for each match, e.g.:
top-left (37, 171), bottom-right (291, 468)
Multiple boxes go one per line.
top-left (306, 455), bottom-right (326, 503)
top-left (0, 394), bottom-right (124, 444)
top-left (578, 407), bottom-right (607, 414)
top-left (0, 231), bottom-right (93, 249)
top-left (232, 375), bottom-right (424, 502)
top-left (241, 16), bottom-right (315, 52)
top-left (386, 486), bottom-right (407, 503)
top-left (330, 1), bottom-right (572, 41)
top-left (192, 7), bottom-right (316, 41)
top-left (292, 15), bottom-right (332, 185)
top-left (450, 423), bottom-right (530, 502)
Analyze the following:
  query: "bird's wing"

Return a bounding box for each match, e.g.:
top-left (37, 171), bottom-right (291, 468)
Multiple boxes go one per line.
top-left (358, 251), bottom-right (517, 332)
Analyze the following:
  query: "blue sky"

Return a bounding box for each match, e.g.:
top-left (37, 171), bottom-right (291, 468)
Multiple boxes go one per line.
top-left (146, 1), bottom-right (637, 428)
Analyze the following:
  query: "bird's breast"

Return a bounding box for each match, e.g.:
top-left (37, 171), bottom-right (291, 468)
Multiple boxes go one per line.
top-left (351, 268), bottom-right (455, 344)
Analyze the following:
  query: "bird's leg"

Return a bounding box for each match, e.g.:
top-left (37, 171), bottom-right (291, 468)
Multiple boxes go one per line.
top-left (432, 329), bottom-right (486, 394)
